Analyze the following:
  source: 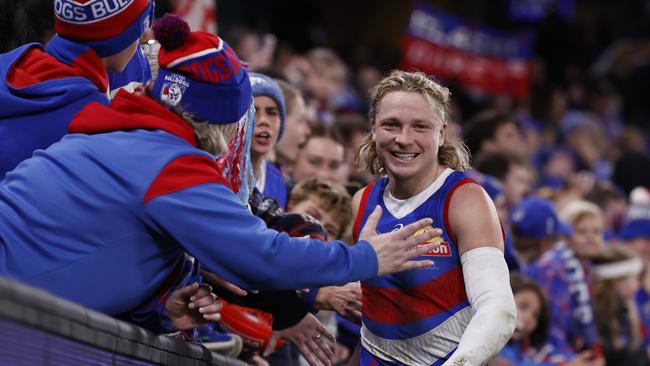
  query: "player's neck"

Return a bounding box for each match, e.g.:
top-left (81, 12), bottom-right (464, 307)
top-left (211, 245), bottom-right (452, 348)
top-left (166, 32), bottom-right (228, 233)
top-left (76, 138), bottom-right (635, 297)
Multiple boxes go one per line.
top-left (388, 164), bottom-right (445, 199)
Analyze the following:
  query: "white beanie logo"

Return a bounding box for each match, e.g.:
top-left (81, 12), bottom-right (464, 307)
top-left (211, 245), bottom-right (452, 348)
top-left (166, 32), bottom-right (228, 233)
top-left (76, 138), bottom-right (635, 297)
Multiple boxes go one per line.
top-left (160, 74), bottom-right (189, 107)
top-left (54, 0), bottom-right (134, 24)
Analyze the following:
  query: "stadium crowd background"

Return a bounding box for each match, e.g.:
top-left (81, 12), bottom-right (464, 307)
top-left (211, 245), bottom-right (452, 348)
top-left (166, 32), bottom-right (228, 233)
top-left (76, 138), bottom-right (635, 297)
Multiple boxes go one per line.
top-left (2, 0), bottom-right (650, 365)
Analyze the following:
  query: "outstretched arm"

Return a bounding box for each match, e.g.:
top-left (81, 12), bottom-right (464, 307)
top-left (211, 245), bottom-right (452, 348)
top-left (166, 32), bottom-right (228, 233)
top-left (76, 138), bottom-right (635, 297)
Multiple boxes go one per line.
top-left (443, 183), bottom-right (516, 366)
top-left (142, 182), bottom-right (441, 291)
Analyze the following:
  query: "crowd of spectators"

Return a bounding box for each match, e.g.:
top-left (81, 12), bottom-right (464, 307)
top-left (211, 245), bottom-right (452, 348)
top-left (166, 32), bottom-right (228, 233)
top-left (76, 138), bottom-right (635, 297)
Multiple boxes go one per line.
top-left (1, 0), bottom-right (650, 365)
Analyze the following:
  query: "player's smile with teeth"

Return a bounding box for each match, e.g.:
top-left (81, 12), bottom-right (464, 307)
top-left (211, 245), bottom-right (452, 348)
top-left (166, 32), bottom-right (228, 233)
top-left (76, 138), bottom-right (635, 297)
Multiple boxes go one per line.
top-left (392, 152), bottom-right (418, 160)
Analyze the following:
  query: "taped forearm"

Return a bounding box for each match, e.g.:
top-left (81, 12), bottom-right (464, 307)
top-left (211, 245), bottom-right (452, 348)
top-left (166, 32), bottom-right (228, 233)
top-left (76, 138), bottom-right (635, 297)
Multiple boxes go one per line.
top-left (444, 247), bottom-right (516, 366)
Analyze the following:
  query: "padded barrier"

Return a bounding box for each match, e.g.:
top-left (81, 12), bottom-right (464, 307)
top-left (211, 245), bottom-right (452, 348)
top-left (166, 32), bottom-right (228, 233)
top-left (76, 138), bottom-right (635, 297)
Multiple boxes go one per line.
top-left (0, 275), bottom-right (248, 366)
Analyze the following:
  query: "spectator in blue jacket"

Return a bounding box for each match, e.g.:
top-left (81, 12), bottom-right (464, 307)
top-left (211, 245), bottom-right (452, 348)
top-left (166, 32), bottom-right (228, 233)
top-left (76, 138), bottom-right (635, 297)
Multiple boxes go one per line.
top-left (0, 0), bottom-right (154, 177)
top-left (250, 72), bottom-right (289, 207)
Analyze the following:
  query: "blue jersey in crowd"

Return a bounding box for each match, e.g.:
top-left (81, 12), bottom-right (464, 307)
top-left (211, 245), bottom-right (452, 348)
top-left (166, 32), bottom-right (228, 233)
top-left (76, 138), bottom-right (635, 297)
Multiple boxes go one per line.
top-left (256, 160), bottom-right (288, 208)
top-left (0, 90), bottom-right (379, 316)
top-left (526, 242), bottom-right (600, 356)
top-left (0, 35), bottom-right (109, 178)
top-left (353, 169), bottom-right (475, 366)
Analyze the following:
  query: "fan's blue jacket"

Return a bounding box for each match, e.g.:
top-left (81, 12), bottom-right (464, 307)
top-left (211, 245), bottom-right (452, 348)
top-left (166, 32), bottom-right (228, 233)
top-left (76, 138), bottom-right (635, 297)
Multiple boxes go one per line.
top-left (261, 161), bottom-right (288, 208)
top-left (0, 36), bottom-right (110, 178)
top-left (0, 90), bottom-right (378, 315)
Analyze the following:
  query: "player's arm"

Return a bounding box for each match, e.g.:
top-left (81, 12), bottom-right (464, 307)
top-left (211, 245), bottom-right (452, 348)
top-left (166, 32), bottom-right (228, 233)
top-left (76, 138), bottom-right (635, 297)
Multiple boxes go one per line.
top-left (350, 185), bottom-right (367, 243)
top-left (142, 182), bottom-right (378, 291)
top-left (443, 183), bottom-right (516, 366)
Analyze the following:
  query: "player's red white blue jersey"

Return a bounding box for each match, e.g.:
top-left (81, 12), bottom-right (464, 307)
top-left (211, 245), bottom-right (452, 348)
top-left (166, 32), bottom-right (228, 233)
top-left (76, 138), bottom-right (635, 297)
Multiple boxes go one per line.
top-left (353, 169), bottom-right (475, 366)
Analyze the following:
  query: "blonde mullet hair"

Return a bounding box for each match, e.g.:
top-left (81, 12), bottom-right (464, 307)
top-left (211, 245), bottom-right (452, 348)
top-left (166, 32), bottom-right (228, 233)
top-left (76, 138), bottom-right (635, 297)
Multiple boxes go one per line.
top-left (356, 70), bottom-right (470, 175)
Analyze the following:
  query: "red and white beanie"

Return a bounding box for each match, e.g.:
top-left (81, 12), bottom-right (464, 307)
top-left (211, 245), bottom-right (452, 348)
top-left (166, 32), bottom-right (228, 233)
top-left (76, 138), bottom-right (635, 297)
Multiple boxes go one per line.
top-left (54, 0), bottom-right (154, 57)
top-left (151, 14), bottom-right (252, 124)
top-left (151, 14), bottom-right (254, 202)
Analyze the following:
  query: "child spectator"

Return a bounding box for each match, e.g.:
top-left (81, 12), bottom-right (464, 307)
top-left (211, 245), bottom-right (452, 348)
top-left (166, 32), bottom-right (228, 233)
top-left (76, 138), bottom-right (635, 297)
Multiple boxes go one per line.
top-left (493, 273), bottom-right (552, 365)
top-left (287, 179), bottom-right (352, 240)
top-left (250, 72), bottom-right (289, 207)
top-left (287, 179), bottom-right (359, 365)
top-left (495, 274), bottom-right (602, 366)
top-left (592, 245), bottom-right (647, 365)
top-left (227, 179), bottom-right (360, 365)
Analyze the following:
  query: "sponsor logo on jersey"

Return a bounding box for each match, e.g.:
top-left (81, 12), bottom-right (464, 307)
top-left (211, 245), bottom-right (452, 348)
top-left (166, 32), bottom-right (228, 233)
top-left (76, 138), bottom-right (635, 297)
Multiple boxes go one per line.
top-left (413, 225), bottom-right (452, 257)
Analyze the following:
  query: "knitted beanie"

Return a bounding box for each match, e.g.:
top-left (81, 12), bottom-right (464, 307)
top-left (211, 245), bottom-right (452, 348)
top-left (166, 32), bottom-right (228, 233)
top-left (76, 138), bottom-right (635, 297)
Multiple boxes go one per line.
top-left (151, 14), bottom-right (252, 124)
top-left (250, 72), bottom-right (286, 140)
top-left (54, 0), bottom-right (153, 57)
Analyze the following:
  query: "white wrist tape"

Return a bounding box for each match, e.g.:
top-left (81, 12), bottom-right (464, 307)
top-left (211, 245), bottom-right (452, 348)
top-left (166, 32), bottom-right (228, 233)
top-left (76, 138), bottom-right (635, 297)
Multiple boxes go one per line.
top-left (443, 247), bottom-right (516, 366)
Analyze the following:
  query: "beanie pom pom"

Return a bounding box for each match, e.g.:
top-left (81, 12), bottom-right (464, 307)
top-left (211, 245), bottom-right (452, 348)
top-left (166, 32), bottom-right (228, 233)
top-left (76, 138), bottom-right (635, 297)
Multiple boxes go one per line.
top-left (153, 14), bottom-right (190, 50)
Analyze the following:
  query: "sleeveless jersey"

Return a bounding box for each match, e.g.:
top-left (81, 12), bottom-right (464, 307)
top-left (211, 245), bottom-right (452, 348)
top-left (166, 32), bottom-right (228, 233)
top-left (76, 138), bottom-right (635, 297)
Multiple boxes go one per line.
top-left (353, 169), bottom-right (475, 366)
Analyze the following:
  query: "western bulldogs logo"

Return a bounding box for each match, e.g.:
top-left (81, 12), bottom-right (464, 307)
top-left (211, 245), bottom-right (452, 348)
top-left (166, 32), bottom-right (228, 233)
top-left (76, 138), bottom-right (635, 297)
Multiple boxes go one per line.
top-left (160, 82), bottom-right (185, 106)
top-left (413, 226), bottom-right (452, 257)
top-left (160, 74), bottom-right (189, 106)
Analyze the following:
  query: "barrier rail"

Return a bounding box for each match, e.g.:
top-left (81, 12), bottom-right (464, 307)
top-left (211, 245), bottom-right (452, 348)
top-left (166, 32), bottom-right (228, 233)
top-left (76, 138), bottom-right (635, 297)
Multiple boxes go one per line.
top-left (0, 276), bottom-right (247, 365)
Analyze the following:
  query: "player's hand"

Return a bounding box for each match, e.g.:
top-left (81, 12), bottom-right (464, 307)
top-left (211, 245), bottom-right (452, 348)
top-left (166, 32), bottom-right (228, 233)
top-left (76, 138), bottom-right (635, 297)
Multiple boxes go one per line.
top-left (166, 283), bottom-right (221, 330)
top-left (360, 206), bottom-right (442, 276)
top-left (315, 282), bottom-right (363, 323)
top-left (263, 313), bottom-right (335, 366)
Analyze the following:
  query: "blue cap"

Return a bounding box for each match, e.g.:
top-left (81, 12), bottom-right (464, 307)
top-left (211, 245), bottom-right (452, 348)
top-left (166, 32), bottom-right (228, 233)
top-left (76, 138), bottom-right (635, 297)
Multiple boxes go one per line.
top-left (510, 196), bottom-right (560, 239)
top-left (557, 220), bottom-right (573, 237)
top-left (250, 73), bottom-right (286, 141)
top-left (621, 206), bottom-right (650, 241)
top-left (621, 221), bottom-right (650, 240)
